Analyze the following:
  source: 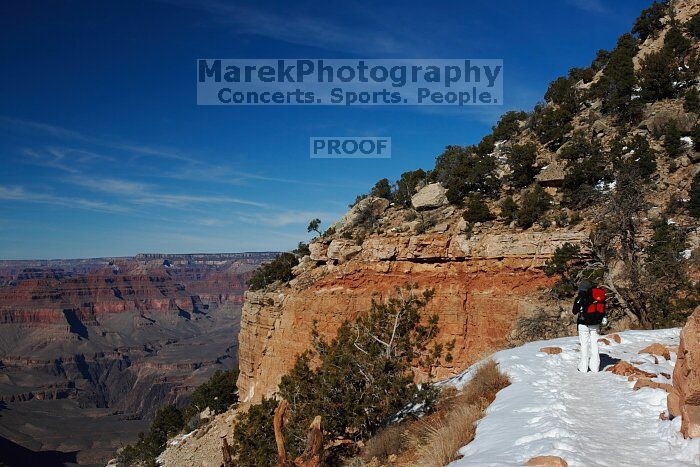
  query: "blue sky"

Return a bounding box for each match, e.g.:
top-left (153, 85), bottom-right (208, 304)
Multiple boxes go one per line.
top-left (0, 0), bottom-right (651, 259)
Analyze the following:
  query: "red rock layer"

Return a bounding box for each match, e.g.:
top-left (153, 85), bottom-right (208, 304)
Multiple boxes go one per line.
top-left (237, 257), bottom-right (555, 402)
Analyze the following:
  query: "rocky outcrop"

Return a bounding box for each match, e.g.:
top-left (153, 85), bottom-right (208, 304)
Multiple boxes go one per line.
top-left (237, 230), bottom-right (588, 403)
top-left (411, 183), bottom-right (448, 210)
top-left (670, 306), bottom-right (700, 438)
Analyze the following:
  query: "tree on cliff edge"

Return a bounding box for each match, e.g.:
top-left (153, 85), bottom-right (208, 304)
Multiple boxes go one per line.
top-left (230, 285), bottom-right (453, 465)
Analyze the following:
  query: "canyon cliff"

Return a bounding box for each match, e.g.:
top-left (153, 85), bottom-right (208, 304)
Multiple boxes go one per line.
top-left (0, 252), bottom-right (275, 465)
top-left (237, 230), bottom-right (589, 402)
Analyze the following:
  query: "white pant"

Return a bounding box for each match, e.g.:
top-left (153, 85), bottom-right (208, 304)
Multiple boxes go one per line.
top-left (578, 324), bottom-right (600, 372)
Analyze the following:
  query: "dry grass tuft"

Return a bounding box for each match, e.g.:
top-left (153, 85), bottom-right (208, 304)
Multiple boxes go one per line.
top-left (411, 360), bottom-right (510, 466)
top-left (357, 360), bottom-right (510, 466)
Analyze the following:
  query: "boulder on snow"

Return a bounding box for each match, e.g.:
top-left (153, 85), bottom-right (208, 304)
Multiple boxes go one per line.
top-left (607, 334), bottom-right (622, 344)
top-left (638, 343), bottom-right (671, 360)
top-left (632, 378), bottom-right (673, 393)
top-left (605, 361), bottom-right (656, 379)
top-left (411, 183), bottom-right (448, 210)
top-left (598, 338), bottom-right (611, 346)
top-left (539, 347), bottom-right (562, 355)
top-left (671, 306), bottom-right (700, 438)
top-left (525, 455), bottom-right (568, 467)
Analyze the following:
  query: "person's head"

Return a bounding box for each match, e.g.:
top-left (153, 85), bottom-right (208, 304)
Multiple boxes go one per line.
top-left (578, 280), bottom-right (592, 296)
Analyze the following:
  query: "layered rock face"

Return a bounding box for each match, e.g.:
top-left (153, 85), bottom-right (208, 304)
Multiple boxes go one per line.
top-left (0, 252), bottom-right (272, 464)
top-left (0, 268), bottom-right (197, 326)
top-left (237, 230), bottom-right (588, 402)
top-left (670, 306), bottom-right (700, 438)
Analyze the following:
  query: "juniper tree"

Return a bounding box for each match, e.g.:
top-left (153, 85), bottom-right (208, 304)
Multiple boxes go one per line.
top-left (507, 143), bottom-right (539, 189)
top-left (596, 34), bottom-right (639, 118)
top-left (664, 120), bottom-right (684, 158)
top-left (247, 253), bottom-right (299, 291)
top-left (307, 218), bottom-right (322, 235)
top-left (394, 169), bottom-right (426, 207)
top-left (517, 184), bottom-right (552, 228)
top-left (684, 88), bottom-right (700, 113)
top-left (463, 194), bottom-right (494, 223)
top-left (638, 48), bottom-right (678, 102)
top-left (274, 286), bottom-right (447, 460)
top-left (499, 196), bottom-right (519, 222)
top-left (631, 1), bottom-right (668, 41)
top-left (688, 11), bottom-right (700, 39)
top-left (370, 178), bottom-right (392, 200)
top-left (689, 171), bottom-right (700, 218)
top-left (431, 146), bottom-right (500, 205)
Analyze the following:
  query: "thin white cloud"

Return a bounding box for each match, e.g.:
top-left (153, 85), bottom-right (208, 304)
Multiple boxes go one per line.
top-left (0, 185), bottom-right (130, 213)
top-left (163, 0), bottom-right (413, 55)
top-left (21, 147), bottom-right (114, 174)
top-left (565, 0), bottom-right (609, 14)
top-left (67, 176), bottom-right (270, 209)
top-left (236, 209), bottom-right (341, 227)
top-left (0, 116), bottom-right (197, 163)
top-left (4, 116), bottom-right (360, 189)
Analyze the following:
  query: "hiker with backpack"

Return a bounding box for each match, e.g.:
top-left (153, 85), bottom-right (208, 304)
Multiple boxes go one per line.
top-left (572, 280), bottom-right (608, 372)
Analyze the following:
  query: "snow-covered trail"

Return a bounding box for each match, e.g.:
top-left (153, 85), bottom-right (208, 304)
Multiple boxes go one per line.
top-left (443, 328), bottom-right (700, 466)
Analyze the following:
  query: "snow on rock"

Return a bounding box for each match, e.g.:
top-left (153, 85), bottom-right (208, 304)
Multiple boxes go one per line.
top-left (443, 328), bottom-right (700, 466)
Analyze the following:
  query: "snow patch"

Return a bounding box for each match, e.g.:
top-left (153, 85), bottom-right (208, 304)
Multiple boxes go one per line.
top-left (444, 329), bottom-right (700, 466)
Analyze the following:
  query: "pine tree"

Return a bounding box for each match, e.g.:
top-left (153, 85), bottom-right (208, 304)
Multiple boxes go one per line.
top-left (631, 1), bottom-right (669, 41)
top-left (664, 120), bottom-right (683, 158)
top-left (507, 143), bottom-right (539, 188)
top-left (492, 111), bottom-right (528, 141)
top-left (684, 88), bottom-right (700, 113)
top-left (638, 48), bottom-right (677, 102)
top-left (499, 196), bottom-right (519, 222)
top-left (688, 12), bottom-right (700, 39)
top-left (370, 178), bottom-right (392, 200)
top-left (517, 184), bottom-right (552, 228)
top-left (689, 171), bottom-right (700, 218)
top-left (463, 194), bottom-right (494, 222)
top-left (596, 34), bottom-right (639, 118)
top-left (394, 169), bottom-right (426, 207)
top-left (663, 23), bottom-right (691, 56)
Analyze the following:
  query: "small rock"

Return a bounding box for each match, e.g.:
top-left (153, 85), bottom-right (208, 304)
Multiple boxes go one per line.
top-left (660, 411), bottom-right (669, 420)
top-left (526, 455), bottom-right (568, 467)
top-left (597, 338), bottom-right (611, 346)
top-left (606, 361), bottom-right (656, 378)
top-left (638, 343), bottom-right (671, 360)
top-left (607, 334), bottom-right (622, 344)
top-left (539, 347), bottom-right (562, 355)
top-left (433, 222), bottom-right (449, 233)
top-left (633, 378), bottom-right (673, 393)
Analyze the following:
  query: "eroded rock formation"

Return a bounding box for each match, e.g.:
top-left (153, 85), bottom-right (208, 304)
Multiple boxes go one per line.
top-left (237, 230), bottom-right (588, 402)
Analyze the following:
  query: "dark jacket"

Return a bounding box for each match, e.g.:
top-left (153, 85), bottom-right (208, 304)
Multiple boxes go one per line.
top-left (572, 289), bottom-right (605, 325)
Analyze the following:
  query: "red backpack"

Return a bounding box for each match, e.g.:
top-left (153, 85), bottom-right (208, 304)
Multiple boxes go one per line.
top-left (586, 287), bottom-right (606, 315)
